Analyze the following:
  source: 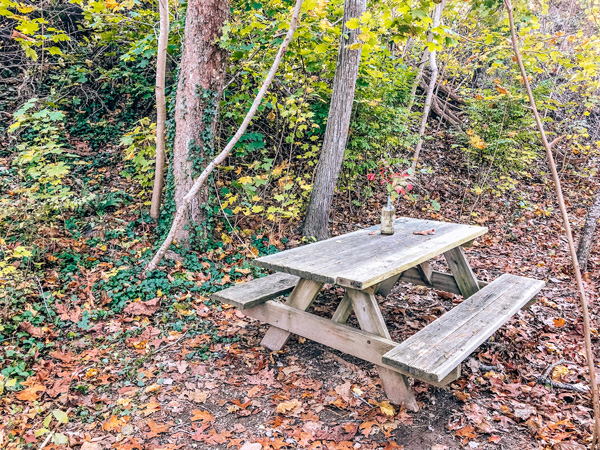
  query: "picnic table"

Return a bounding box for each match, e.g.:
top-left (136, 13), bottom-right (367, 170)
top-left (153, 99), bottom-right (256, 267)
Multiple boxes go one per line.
top-left (212, 218), bottom-right (544, 411)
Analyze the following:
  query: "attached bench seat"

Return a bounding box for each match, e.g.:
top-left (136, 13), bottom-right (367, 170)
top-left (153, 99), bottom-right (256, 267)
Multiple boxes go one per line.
top-left (382, 273), bottom-right (545, 384)
top-left (211, 272), bottom-right (299, 309)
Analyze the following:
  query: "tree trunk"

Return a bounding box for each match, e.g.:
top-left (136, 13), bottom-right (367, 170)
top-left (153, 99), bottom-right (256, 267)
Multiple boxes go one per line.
top-left (150, 0), bottom-right (169, 220)
top-left (146, 0), bottom-right (305, 272)
top-left (577, 190), bottom-right (600, 271)
top-left (302, 0), bottom-right (367, 241)
top-left (411, 0), bottom-right (446, 173)
top-left (171, 0), bottom-right (230, 244)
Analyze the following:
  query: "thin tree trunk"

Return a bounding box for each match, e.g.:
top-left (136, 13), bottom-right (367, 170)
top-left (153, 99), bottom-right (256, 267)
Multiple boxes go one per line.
top-left (171, 0), bottom-right (230, 244)
top-left (504, 0), bottom-right (600, 444)
top-left (407, 47), bottom-right (428, 112)
top-left (146, 0), bottom-right (305, 272)
top-left (411, 0), bottom-right (445, 173)
top-left (150, 0), bottom-right (169, 220)
top-left (577, 190), bottom-right (600, 271)
top-left (302, 0), bottom-right (367, 241)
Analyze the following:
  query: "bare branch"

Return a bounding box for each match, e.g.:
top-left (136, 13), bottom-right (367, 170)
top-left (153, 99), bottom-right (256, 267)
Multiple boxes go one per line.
top-left (145, 0), bottom-right (305, 272)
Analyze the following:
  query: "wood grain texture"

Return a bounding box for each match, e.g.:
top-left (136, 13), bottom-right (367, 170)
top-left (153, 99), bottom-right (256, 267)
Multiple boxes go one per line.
top-left (382, 274), bottom-right (545, 383)
top-left (210, 272), bottom-right (299, 309)
top-left (255, 218), bottom-right (487, 290)
top-left (347, 289), bottom-right (418, 410)
top-left (399, 268), bottom-right (487, 295)
top-left (260, 278), bottom-right (323, 351)
top-left (242, 300), bottom-right (459, 387)
top-left (443, 246), bottom-right (480, 298)
top-left (331, 292), bottom-right (353, 323)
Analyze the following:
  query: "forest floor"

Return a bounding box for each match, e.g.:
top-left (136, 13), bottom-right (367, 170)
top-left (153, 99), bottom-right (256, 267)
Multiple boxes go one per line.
top-left (1, 138), bottom-right (598, 450)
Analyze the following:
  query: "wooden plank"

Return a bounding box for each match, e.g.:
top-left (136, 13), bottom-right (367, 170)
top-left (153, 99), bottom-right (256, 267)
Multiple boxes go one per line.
top-left (255, 218), bottom-right (487, 290)
top-left (331, 292), bottom-right (353, 323)
top-left (382, 274), bottom-right (545, 383)
top-left (260, 279), bottom-right (323, 351)
top-left (376, 273), bottom-right (401, 297)
top-left (211, 273), bottom-right (299, 309)
top-left (346, 289), bottom-right (418, 411)
top-left (346, 289), bottom-right (391, 339)
top-left (399, 268), bottom-right (488, 295)
top-left (243, 300), bottom-right (457, 386)
top-left (443, 246), bottom-right (480, 298)
top-left (416, 261), bottom-right (433, 287)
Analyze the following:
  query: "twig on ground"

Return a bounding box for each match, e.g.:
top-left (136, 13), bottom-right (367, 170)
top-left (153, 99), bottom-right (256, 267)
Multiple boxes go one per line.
top-left (537, 359), bottom-right (589, 393)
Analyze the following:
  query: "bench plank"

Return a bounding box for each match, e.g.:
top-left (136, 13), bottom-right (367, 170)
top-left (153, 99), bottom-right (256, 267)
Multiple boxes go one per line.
top-left (211, 272), bottom-right (299, 309)
top-left (382, 274), bottom-right (545, 383)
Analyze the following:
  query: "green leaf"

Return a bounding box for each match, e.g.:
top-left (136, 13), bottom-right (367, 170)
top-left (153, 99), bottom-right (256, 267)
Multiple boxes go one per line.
top-left (52, 432), bottom-right (69, 445)
top-left (314, 43), bottom-right (328, 53)
top-left (12, 246), bottom-right (33, 258)
top-left (48, 46), bottom-right (63, 55)
top-left (16, 21), bottom-right (39, 35)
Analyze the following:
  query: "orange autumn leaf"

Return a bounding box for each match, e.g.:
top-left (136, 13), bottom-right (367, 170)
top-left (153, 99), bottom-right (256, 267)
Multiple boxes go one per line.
top-left (553, 317), bottom-right (566, 328)
top-left (191, 409), bottom-right (215, 422)
top-left (359, 420), bottom-right (378, 437)
top-left (140, 400), bottom-right (161, 416)
top-left (16, 384), bottom-right (45, 401)
top-left (456, 425), bottom-right (477, 439)
top-left (103, 415), bottom-right (127, 432)
top-left (495, 85), bottom-right (509, 95)
top-left (146, 419), bottom-right (172, 438)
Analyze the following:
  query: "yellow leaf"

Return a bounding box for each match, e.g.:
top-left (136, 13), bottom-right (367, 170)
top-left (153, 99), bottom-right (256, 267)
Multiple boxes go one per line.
top-left (85, 368), bottom-right (98, 378)
top-left (378, 400), bottom-right (395, 416)
top-left (104, 0), bottom-right (119, 9)
top-left (238, 176), bottom-right (253, 185)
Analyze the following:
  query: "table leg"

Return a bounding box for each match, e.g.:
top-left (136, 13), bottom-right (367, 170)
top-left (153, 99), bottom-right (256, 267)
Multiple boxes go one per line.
top-left (260, 278), bottom-right (323, 351)
top-left (375, 273), bottom-right (402, 297)
top-left (332, 292), bottom-right (352, 323)
top-left (443, 246), bottom-right (480, 298)
top-left (346, 289), bottom-right (419, 412)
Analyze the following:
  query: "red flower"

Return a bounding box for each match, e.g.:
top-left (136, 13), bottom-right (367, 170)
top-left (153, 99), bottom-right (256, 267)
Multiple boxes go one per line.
top-left (406, 184), bottom-right (413, 191)
top-left (367, 173), bottom-right (375, 181)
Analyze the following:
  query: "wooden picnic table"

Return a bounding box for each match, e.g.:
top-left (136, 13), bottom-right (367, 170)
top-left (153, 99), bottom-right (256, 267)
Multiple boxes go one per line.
top-left (212, 218), bottom-right (544, 411)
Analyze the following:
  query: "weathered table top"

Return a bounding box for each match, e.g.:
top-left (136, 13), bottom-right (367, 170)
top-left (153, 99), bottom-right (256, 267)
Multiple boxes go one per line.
top-left (255, 218), bottom-right (487, 290)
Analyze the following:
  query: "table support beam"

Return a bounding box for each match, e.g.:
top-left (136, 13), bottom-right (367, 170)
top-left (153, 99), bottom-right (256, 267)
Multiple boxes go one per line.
top-left (346, 289), bottom-right (419, 411)
top-left (332, 292), bottom-right (353, 324)
top-left (244, 300), bottom-right (460, 387)
top-left (260, 278), bottom-right (323, 351)
top-left (443, 247), bottom-right (480, 299)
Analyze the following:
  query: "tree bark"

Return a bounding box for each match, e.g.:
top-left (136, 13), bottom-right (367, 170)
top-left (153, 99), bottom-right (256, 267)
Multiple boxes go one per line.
top-left (411, 0), bottom-right (445, 173)
top-left (171, 0), bottom-right (230, 244)
top-left (150, 0), bottom-right (169, 220)
top-left (577, 190), bottom-right (600, 272)
top-left (302, 0), bottom-right (367, 241)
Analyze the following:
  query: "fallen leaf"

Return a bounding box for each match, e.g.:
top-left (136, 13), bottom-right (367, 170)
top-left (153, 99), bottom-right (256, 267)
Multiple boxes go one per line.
top-left (413, 229), bottom-right (435, 236)
top-left (191, 409), bottom-right (215, 423)
top-left (146, 420), bottom-right (172, 438)
top-left (16, 383), bottom-right (45, 401)
top-left (276, 399), bottom-right (301, 414)
top-left (124, 298), bottom-right (161, 316)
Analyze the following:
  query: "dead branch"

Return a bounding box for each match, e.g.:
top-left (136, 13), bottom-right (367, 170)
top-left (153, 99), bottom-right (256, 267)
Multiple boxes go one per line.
top-left (504, 0), bottom-right (600, 444)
